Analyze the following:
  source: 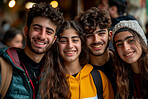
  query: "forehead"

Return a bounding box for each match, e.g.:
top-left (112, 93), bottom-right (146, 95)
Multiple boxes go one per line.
top-left (89, 26), bottom-right (108, 34)
top-left (60, 28), bottom-right (78, 37)
top-left (31, 17), bottom-right (57, 29)
top-left (114, 31), bottom-right (133, 41)
top-left (13, 34), bottom-right (23, 40)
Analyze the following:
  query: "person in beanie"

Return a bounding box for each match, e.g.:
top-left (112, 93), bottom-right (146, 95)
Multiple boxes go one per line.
top-left (98, 0), bottom-right (136, 50)
top-left (112, 20), bottom-right (148, 99)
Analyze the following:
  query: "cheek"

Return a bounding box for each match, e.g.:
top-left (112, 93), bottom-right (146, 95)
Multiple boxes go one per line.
top-left (47, 35), bottom-right (56, 42)
top-left (117, 48), bottom-right (123, 57)
top-left (77, 43), bottom-right (82, 53)
top-left (136, 46), bottom-right (142, 56)
top-left (58, 45), bottom-right (64, 55)
top-left (86, 40), bottom-right (91, 45)
top-left (103, 35), bottom-right (109, 41)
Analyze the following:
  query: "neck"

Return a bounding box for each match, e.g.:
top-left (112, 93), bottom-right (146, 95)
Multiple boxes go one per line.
top-left (64, 60), bottom-right (82, 75)
top-left (24, 46), bottom-right (44, 63)
top-left (89, 49), bottom-right (110, 66)
top-left (131, 62), bottom-right (140, 74)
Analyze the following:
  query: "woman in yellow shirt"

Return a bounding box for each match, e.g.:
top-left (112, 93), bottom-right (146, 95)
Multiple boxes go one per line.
top-left (40, 20), bottom-right (114, 99)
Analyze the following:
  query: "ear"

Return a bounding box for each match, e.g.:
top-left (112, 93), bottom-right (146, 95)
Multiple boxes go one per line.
top-left (108, 30), bottom-right (113, 40)
top-left (24, 26), bottom-right (28, 36)
top-left (52, 36), bottom-right (57, 45)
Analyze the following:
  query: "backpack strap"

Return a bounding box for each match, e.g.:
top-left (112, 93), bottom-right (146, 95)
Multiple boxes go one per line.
top-left (91, 68), bottom-right (103, 99)
top-left (0, 57), bottom-right (13, 99)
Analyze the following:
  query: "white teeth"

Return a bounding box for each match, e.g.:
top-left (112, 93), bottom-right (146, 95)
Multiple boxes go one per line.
top-left (36, 41), bottom-right (44, 45)
top-left (66, 51), bottom-right (74, 54)
top-left (125, 52), bottom-right (133, 56)
top-left (93, 45), bottom-right (102, 48)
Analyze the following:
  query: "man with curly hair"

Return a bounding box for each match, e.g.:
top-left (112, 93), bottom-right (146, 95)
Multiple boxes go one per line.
top-left (0, 2), bottom-right (64, 99)
top-left (75, 7), bottom-right (116, 95)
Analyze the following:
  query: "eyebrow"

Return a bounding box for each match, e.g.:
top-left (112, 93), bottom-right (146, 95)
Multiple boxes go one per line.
top-left (87, 29), bottom-right (106, 34)
top-left (115, 36), bottom-right (134, 44)
top-left (32, 24), bottom-right (55, 32)
top-left (60, 36), bottom-right (80, 39)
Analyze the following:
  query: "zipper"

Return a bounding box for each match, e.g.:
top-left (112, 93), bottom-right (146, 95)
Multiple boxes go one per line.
top-left (21, 62), bottom-right (36, 99)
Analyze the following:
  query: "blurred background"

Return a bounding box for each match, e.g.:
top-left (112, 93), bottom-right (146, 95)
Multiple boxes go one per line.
top-left (0, 0), bottom-right (147, 48)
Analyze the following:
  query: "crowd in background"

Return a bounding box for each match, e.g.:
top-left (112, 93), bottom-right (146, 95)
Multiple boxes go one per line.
top-left (0, 0), bottom-right (147, 99)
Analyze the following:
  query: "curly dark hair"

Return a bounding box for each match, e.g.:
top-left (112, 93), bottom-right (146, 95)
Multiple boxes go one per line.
top-left (75, 7), bottom-right (111, 35)
top-left (26, 2), bottom-right (64, 32)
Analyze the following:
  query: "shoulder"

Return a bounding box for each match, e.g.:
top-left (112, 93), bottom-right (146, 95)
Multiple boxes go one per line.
top-left (98, 70), bottom-right (108, 82)
top-left (97, 70), bottom-right (114, 98)
top-left (0, 47), bottom-right (9, 55)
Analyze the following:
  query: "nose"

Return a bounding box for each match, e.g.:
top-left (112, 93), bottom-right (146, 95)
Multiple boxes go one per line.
top-left (67, 40), bottom-right (73, 49)
top-left (39, 29), bottom-right (46, 40)
top-left (123, 42), bottom-right (130, 51)
top-left (94, 34), bottom-right (100, 43)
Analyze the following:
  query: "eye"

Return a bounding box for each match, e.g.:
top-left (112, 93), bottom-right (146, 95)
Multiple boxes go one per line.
top-left (46, 31), bottom-right (53, 35)
top-left (128, 39), bottom-right (134, 43)
top-left (34, 27), bottom-right (41, 31)
top-left (73, 39), bottom-right (79, 43)
top-left (98, 32), bottom-right (105, 36)
top-left (59, 38), bottom-right (66, 44)
top-left (116, 43), bottom-right (123, 47)
top-left (86, 34), bottom-right (93, 38)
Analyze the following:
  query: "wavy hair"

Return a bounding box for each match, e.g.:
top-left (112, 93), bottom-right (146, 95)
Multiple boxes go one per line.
top-left (56, 20), bottom-right (88, 66)
top-left (40, 20), bottom-right (88, 99)
top-left (113, 29), bottom-right (148, 99)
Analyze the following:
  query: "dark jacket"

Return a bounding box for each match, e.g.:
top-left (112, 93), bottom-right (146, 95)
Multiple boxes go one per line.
top-left (0, 47), bottom-right (36, 99)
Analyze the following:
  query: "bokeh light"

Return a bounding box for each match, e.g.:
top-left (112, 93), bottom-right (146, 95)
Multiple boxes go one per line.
top-left (50, 1), bottom-right (58, 8)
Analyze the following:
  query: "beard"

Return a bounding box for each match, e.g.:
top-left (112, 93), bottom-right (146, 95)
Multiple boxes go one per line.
top-left (26, 33), bottom-right (54, 54)
top-left (89, 38), bottom-right (109, 56)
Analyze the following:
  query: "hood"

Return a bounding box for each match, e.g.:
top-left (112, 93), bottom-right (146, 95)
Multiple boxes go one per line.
top-left (0, 47), bottom-right (24, 71)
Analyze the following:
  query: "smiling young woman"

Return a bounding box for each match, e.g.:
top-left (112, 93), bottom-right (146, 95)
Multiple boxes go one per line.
top-left (112, 20), bottom-right (148, 99)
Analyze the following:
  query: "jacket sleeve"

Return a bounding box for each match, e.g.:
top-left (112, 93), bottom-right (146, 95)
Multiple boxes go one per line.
top-left (99, 70), bottom-right (114, 99)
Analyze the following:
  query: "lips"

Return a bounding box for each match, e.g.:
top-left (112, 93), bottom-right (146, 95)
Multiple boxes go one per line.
top-left (36, 41), bottom-right (45, 45)
top-left (124, 51), bottom-right (134, 57)
top-left (64, 50), bottom-right (76, 56)
top-left (34, 39), bottom-right (47, 47)
top-left (91, 44), bottom-right (103, 50)
top-left (93, 44), bottom-right (102, 48)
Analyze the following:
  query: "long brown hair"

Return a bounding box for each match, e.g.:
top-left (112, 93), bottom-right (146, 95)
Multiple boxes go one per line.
top-left (113, 28), bottom-right (148, 99)
top-left (39, 20), bottom-right (88, 99)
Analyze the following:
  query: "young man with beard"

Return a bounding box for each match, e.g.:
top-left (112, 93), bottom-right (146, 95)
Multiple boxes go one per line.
top-left (75, 7), bottom-right (116, 95)
top-left (0, 2), bottom-right (63, 99)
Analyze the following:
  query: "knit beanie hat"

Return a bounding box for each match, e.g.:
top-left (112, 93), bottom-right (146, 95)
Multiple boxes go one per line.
top-left (112, 20), bottom-right (147, 45)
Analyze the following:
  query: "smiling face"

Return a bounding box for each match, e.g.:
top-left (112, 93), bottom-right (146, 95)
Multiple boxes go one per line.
top-left (24, 17), bottom-right (57, 54)
top-left (58, 28), bottom-right (81, 63)
top-left (114, 31), bottom-right (142, 64)
top-left (86, 26), bottom-right (111, 56)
